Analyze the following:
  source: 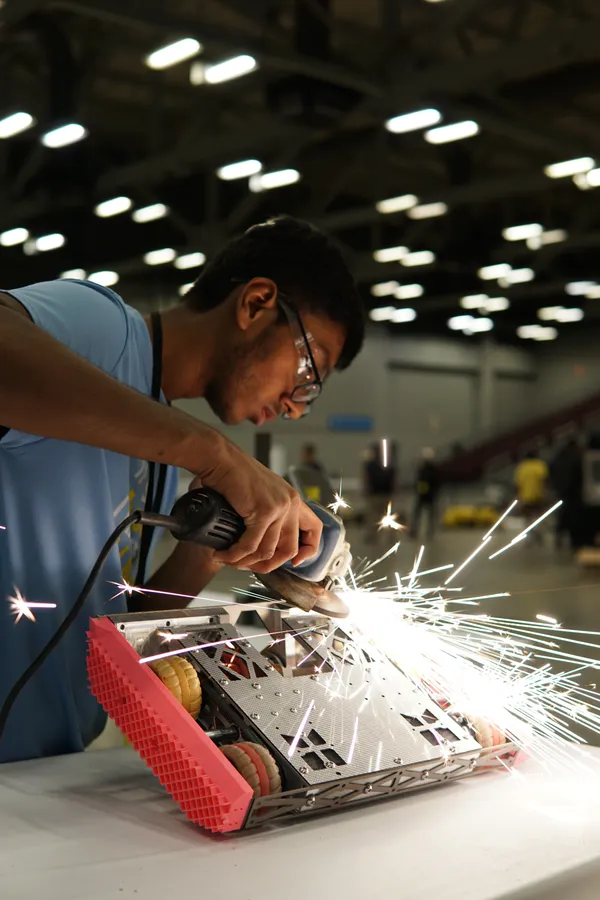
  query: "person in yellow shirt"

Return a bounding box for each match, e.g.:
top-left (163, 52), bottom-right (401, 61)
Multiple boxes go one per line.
top-left (515, 450), bottom-right (549, 541)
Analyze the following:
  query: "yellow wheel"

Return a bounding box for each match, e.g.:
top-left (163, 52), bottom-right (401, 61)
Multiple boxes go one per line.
top-left (221, 741), bottom-right (282, 797)
top-left (149, 655), bottom-right (202, 718)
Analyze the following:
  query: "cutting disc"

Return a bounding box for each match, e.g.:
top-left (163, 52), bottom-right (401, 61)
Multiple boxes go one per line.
top-left (257, 569), bottom-right (349, 618)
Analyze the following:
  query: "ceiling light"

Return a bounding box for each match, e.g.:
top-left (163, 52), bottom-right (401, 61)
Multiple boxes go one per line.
top-left (34, 233), bottom-right (65, 252)
top-left (88, 270), bottom-right (119, 287)
top-left (484, 297), bottom-right (510, 312)
top-left (566, 280), bottom-right (596, 296)
top-left (146, 38), bottom-right (202, 71)
top-left (375, 194), bottom-right (418, 214)
top-left (517, 324), bottom-right (557, 341)
top-left (41, 123), bottom-right (87, 148)
top-left (448, 315), bottom-right (475, 331)
top-left (401, 250), bottom-right (436, 267)
top-left (460, 294), bottom-right (488, 310)
top-left (425, 120), bottom-right (479, 144)
top-left (370, 281), bottom-right (399, 297)
top-left (555, 307), bottom-right (584, 323)
top-left (395, 283), bottom-right (423, 300)
top-left (0, 112), bottom-right (35, 139)
top-left (468, 317), bottom-right (493, 332)
top-left (585, 286), bottom-right (600, 299)
top-left (191, 54), bottom-right (257, 85)
top-left (369, 306), bottom-right (395, 322)
top-left (407, 201), bottom-right (448, 220)
top-left (373, 246), bottom-right (408, 263)
top-left (60, 268), bottom-right (86, 279)
top-left (249, 168), bottom-right (300, 191)
top-left (143, 248), bottom-right (176, 266)
top-left (94, 196), bottom-right (132, 218)
top-left (573, 172), bottom-right (593, 190)
top-left (584, 167), bottom-right (600, 188)
top-left (478, 263), bottom-right (511, 280)
top-left (537, 306), bottom-right (564, 321)
top-left (174, 251), bottom-right (206, 270)
top-left (498, 267), bottom-right (534, 286)
top-left (502, 223), bottom-right (542, 242)
top-left (534, 328), bottom-right (558, 341)
top-left (132, 203), bottom-right (168, 223)
top-left (390, 308), bottom-right (417, 323)
top-left (217, 158), bottom-right (262, 181)
top-left (527, 229), bottom-right (567, 250)
top-left (385, 108), bottom-right (442, 134)
top-left (178, 282), bottom-right (194, 297)
top-left (0, 227), bottom-right (29, 246)
top-left (544, 157), bottom-right (594, 178)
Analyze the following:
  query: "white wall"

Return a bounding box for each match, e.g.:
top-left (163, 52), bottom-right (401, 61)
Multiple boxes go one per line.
top-left (534, 328), bottom-right (600, 418)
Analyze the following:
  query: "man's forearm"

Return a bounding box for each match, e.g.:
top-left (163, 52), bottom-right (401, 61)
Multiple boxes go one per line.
top-left (131, 542), bottom-right (224, 612)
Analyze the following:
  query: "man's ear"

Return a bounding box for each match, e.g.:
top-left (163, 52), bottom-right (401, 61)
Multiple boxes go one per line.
top-left (236, 277), bottom-right (278, 332)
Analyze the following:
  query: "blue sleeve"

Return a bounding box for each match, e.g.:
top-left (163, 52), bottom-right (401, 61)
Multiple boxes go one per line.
top-left (1, 279), bottom-right (129, 449)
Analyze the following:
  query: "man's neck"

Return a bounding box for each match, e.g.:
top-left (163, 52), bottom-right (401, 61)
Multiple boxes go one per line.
top-left (145, 305), bottom-right (218, 401)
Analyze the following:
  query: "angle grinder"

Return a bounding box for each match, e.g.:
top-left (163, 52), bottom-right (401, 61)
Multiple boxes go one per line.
top-left (167, 487), bottom-right (351, 618)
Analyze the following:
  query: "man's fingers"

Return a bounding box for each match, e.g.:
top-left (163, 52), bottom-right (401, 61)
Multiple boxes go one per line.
top-left (213, 518), bottom-right (273, 565)
top-left (233, 520), bottom-right (282, 571)
top-left (292, 504), bottom-right (323, 565)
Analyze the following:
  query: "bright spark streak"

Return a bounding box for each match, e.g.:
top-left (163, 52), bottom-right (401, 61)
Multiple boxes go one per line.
top-left (489, 532), bottom-right (528, 560)
top-left (482, 499), bottom-right (518, 540)
top-left (445, 537), bottom-right (491, 584)
top-left (140, 627), bottom-right (318, 665)
top-left (403, 563), bottom-right (454, 580)
top-left (329, 493), bottom-right (350, 516)
top-left (0, 525), bottom-right (6, 530)
top-left (408, 545), bottom-right (425, 588)
top-left (537, 614), bottom-right (559, 625)
top-left (347, 716), bottom-right (360, 763)
top-left (381, 438), bottom-right (388, 468)
top-left (287, 700), bottom-right (315, 758)
top-left (8, 588), bottom-right (57, 624)
top-left (379, 502), bottom-right (403, 531)
top-left (488, 501), bottom-right (563, 560)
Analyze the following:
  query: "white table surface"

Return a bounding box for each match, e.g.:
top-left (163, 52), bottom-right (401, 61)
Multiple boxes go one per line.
top-left (2, 746), bottom-right (600, 900)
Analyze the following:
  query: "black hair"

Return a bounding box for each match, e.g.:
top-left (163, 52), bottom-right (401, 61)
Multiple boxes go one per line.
top-left (184, 215), bottom-right (365, 369)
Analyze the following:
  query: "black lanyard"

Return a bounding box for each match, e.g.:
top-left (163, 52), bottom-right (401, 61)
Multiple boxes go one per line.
top-left (135, 312), bottom-right (168, 586)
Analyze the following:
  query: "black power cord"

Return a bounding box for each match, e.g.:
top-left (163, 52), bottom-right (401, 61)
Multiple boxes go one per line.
top-left (0, 509), bottom-right (177, 744)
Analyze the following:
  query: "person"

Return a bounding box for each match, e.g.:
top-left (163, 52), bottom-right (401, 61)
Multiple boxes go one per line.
top-left (549, 437), bottom-right (583, 549)
top-left (363, 442), bottom-right (396, 541)
top-left (515, 449), bottom-right (549, 542)
top-left (300, 443), bottom-right (325, 474)
top-left (410, 447), bottom-right (441, 540)
top-left (0, 215), bottom-right (365, 763)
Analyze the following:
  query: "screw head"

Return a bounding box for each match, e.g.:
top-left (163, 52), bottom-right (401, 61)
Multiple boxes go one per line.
top-left (250, 712), bottom-right (260, 720)
top-left (290, 707), bottom-right (298, 713)
top-left (299, 766), bottom-right (309, 775)
top-left (470, 759), bottom-right (477, 769)
top-left (363, 783), bottom-right (373, 794)
top-left (255, 694), bottom-right (264, 700)
top-left (310, 674), bottom-right (319, 681)
top-left (271, 710), bottom-right (279, 717)
top-left (265, 664), bottom-right (274, 671)
top-left (219, 678), bottom-right (228, 686)
top-left (242, 641), bottom-right (251, 648)
top-left (293, 688), bottom-right (301, 694)
top-left (421, 770), bottom-right (430, 781)
top-left (393, 757), bottom-right (403, 765)
top-left (325, 761), bottom-right (335, 769)
top-left (274, 690), bottom-right (282, 697)
top-left (252, 682), bottom-right (260, 689)
top-left (306, 796), bottom-right (316, 806)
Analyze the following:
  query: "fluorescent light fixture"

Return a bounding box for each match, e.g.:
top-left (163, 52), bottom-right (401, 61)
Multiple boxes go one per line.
top-left (370, 281), bottom-right (399, 297)
top-left (385, 108), bottom-right (442, 134)
top-left (585, 286), bottom-right (600, 299)
top-left (460, 294), bottom-right (488, 310)
top-left (448, 315), bottom-right (475, 331)
top-left (146, 38), bottom-right (202, 71)
top-left (0, 112), bottom-right (35, 139)
top-left (401, 250), bottom-right (436, 267)
top-left (88, 270), bottom-right (119, 287)
top-left (369, 306), bottom-right (395, 322)
top-left (484, 297), bottom-right (510, 312)
top-left (41, 123), bottom-right (87, 148)
top-left (544, 157), bottom-right (594, 179)
top-left (498, 267), bottom-right (534, 287)
top-left (390, 308), bottom-right (417, 323)
top-left (584, 167), bottom-right (600, 188)
top-left (249, 168), bottom-right (300, 191)
top-left (0, 227), bottom-right (29, 246)
top-left (534, 328), bottom-right (558, 341)
top-left (469, 317), bottom-right (493, 332)
top-left (478, 263), bottom-right (511, 280)
top-left (132, 203), bottom-right (168, 223)
top-left (502, 223), bottom-right (542, 242)
top-left (34, 233), bottom-right (65, 252)
top-left (60, 268), bottom-right (86, 279)
top-left (573, 172), bottom-right (593, 191)
top-left (217, 158), bottom-right (262, 181)
top-left (537, 306), bottom-right (564, 321)
top-left (373, 246), bottom-right (408, 263)
top-left (94, 196), bottom-right (132, 218)
top-left (143, 247), bottom-right (176, 266)
top-left (517, 324), bottom-right (558, 341)
top-left (395, 283), bottom-right (424, 300)
top-left (555, 307), bottom-right (584, 323)
top-left (527, 228), bottom-right (567, 250)
top-left (191, 54), bottom-right (257, 85)
top-left (425, 120), bottom-right (479, 144)
top-left (174, 251), bottom-right (206, 270)
top-left (178, 282), bottom-right (194, 297)
top-left (566, 280), bottom-right (596, 296)
top-left (375, 194), bottom-right (418, 214)
top-left (407, 201), bottom-right (448, 220)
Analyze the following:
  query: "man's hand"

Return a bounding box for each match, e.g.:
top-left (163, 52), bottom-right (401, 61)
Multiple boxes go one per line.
top-left (196, 442), bottom-right (323, 574)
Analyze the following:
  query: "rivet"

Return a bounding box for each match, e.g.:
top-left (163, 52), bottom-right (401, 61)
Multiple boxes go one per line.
top-left (256, 694), bottom-right (264, 700)
top-left (293, 688), bottom-right (301, 694)
top-left (250, 712), bottom-right (260, 720)
top-left (274, 691), bottom-right (282, 697)
top-left (252, 682), bottom-right (260, 689)
top-left (271, 710), bottom-right (279, 717)
top-left (290, 707), bottom-right (298, 713)
top-left (299, 766), bottom-right (309, 775)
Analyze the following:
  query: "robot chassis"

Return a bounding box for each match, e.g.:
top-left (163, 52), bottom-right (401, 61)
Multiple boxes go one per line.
top-left (87, 597), bottom-right (519, 834)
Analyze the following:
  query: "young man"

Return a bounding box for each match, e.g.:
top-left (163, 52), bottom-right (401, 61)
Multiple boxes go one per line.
top-left (0, 215), bottom-right (365, 762)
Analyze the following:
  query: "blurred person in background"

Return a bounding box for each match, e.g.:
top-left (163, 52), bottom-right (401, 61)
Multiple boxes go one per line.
top-left (549, 436), bottom-right (584, 549)
top-left (300, 442), bottom-right (326, 475)
top-left (515, 449), bottom-right (549, 544)
top-left (410, 447), bottom-right (441, 540)
top-left (363, 441), bottom-right (396, 542)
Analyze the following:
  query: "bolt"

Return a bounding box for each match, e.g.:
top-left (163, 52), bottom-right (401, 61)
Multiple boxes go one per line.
top-left (306, 796), bottom-right (316, 807)
top-left (470, 759), bottom-right (477, 769)
top-left (299, 766), bottom-right (309, 775)
top-left (252, 682), bottom-right (260, 689)
top-left (255, 694), bottom-right (264, 700)
top-left (293, 688), bottom-right (301, 694)
top-left (274, 691), bottom-right (282, 697)
top-left (421, 770), bottom-right (430, 781)
top-left (250, 712), bottom-right (260, 720)
top-left (310, 674), bottom-right (319, 681)
top-left (265, 664), bottom-right (274, 671)
top-left (219, 678), bottom-right (228, 686)
top-left (363, 783), bottom-right (373, 794)
top-left (290, 707), bottom-right (298, 713)
top-left (271, 710), bottom-right (279, 717)
top-left (242, 641), bottom-right (251, 648)
top-left (393, 757), bottom-right (403, 765)
top-left (325, 761), bottom-right (335, 769)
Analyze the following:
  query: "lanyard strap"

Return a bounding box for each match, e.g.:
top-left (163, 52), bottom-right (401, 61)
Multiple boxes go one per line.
top-left (136, 312), bottom-right (168, 586)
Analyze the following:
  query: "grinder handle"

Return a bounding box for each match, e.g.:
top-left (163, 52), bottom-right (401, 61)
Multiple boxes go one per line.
top-left (169, 487), bottom-right (246, 550)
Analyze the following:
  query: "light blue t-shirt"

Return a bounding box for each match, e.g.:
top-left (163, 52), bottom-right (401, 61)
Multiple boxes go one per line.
top-left (0, 280), bottom-right (178, 762)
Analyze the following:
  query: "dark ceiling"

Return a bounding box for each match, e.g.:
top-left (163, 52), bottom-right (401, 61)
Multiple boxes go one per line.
top-left (2, 0), bottom-right (600, 343)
